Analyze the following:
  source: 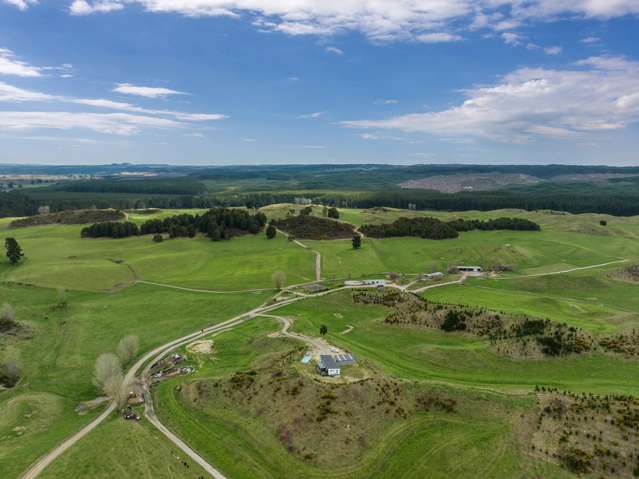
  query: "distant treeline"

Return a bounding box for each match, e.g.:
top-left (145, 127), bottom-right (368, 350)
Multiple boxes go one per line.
top-left (81, 208), bottom-right (267, 240)
top-left (318, 189), bottom-right (639, 217)
top-left (54, 178), bottom-right (207, 196)
top-left (0, 192), bottom-right (38, 218)
top-left (361, 217), bottom-right (540, 240)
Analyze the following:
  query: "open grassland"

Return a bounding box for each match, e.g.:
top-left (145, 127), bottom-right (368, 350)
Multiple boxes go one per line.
top-left (0, 212), bottom-right (314, 292)
top-left (39, 416), bottom-right (208, 479)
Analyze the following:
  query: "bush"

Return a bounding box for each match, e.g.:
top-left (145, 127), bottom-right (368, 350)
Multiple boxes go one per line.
top-left (0, 303), bottom-right (18, 333)
top-left (152, 233), bottom-right (164, 243)
top-left (93, 353), bottom-right (122, 394)
top-left (0, 362), bottom-right (21, 388)
top-left (116, 335), bottom-right (139, 364)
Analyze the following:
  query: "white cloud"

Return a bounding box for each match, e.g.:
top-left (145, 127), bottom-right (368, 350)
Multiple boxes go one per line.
top-left (0, 111), bottom-right (179, 135)
top-left (384, 99), bottom-right (399, 104)
top-left (0, 79), bottom-right (227, 136)
top-left (502, 32), bottom-right (523, 46)
top-left (416, 32), bottom-right (463, 43)
top-left (70, 0), bottom-right (123, 14)
top-left (2, 0), bottom-right (37, 10)
top-left (581, 36), bottom-right (601, 44)
top-left (297, 111), bottom-right (326, 119)
top-left (64, 1), bottom-right (639, 42)
top-left (0, 48), bottom-right (42, 77)
top-left (342, 56), bottom-right (639, 144)
top-left (242, 137), bottom-right (257, 142)
top-left (325, 46), bottom-right (344, 55)
top-left (184, 132), bottom-right (205, 138)
top-left (0, 81), bottom-right (53, 101)
top-left (113, 82), bottom-right (185, 98)
top-left (544, 46), bottom-right (562, 55)
top-left (72, 98), bottom-right (226, 121)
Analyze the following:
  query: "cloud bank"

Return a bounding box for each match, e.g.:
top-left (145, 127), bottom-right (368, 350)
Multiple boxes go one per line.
top-left (343, 56), bottom-right (639, 143)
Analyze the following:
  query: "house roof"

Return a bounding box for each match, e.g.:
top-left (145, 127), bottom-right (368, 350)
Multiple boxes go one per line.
top-left (318, 355), bottom-right (339, 370)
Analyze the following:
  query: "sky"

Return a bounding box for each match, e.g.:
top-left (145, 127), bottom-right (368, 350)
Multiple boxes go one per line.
top-left (0, 1), bottom-right (638, 166)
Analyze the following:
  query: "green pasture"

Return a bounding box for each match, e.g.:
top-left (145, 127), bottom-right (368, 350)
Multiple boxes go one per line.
top-left (277, 291), bottom-right (639, 395)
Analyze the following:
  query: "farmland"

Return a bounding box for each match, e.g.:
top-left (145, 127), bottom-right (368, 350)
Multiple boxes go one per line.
top-left (2, 205), bottom-right (639, 478)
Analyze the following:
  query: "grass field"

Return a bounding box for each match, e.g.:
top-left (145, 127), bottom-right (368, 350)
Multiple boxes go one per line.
top-left (2, 205), bottom-right (639, 478)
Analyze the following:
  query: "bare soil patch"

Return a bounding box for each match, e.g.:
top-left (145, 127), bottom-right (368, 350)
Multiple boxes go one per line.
top-left (400, 173), bottom-right (539, 193)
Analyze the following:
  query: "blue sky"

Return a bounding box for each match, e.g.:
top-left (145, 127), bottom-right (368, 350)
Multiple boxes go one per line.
top-left (0, 1), bottom-right (638, 165)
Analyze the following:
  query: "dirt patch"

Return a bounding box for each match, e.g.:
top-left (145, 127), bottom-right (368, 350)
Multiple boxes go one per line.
top-left (187, 340), bottom-right (214, 355)
top-left (10, 209), bottom-right (125, 228)
top-left (75, 396), bottom-right (110, 415)
top-left (518, 388), bottom-right (639, 477)
top-left (400, 173), bottom-right (540, 193)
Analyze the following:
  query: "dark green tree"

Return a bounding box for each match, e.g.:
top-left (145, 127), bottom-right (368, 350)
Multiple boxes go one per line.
top-left (327, 207), bottom-right (339, 219)
top-left (319, 324), bottom-right (328, 336)
top-left (300, 206), bottom-right (312, 216)
top-left (266, 224), bottom-right (277, 239)
top-left (352, 234), bottom-right (361, 249)
top-left (5, 238), bottom-right (23, 265)
top-left (152, 234), bottom-right (164, 243)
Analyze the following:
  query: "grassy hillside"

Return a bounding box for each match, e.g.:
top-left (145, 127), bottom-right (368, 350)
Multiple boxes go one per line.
top-left (2, 205), bottom-right (639, 478)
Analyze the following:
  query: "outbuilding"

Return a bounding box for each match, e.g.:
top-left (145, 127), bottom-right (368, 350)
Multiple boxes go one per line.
top-left (456, 266), bottom-right (483, 273)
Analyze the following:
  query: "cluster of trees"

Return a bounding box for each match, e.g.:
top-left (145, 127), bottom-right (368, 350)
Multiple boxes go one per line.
top-left (93, 335), bottom-right (140, 407)
top-left (55, 178), bottom-right (207, 196)
top-left (80, 208), bottom-right (267, 241)
top-left (81, 221), bottom-right (140, 238)
top-left (141, 208), bottom-right (267, 241)
top-left (361, 216), bottom-right (540, 240)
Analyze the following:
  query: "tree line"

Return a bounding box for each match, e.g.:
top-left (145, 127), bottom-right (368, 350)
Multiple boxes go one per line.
top-left (360, 216), bottom-right (540, 240)
top-left (81, 208), bottom-right (267, 240)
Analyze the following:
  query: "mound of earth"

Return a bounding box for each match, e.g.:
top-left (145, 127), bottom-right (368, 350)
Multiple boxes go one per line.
top-left (187, 340), bottom-right (213, 355)
top-left (273, 215), bottom-right (354, 240)
top-left (179, 349), bottom-right (457, 469)
top-left (10, 209), bottom-right (125, 228)
top-left (519, 388), bottom-right (639, 477)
